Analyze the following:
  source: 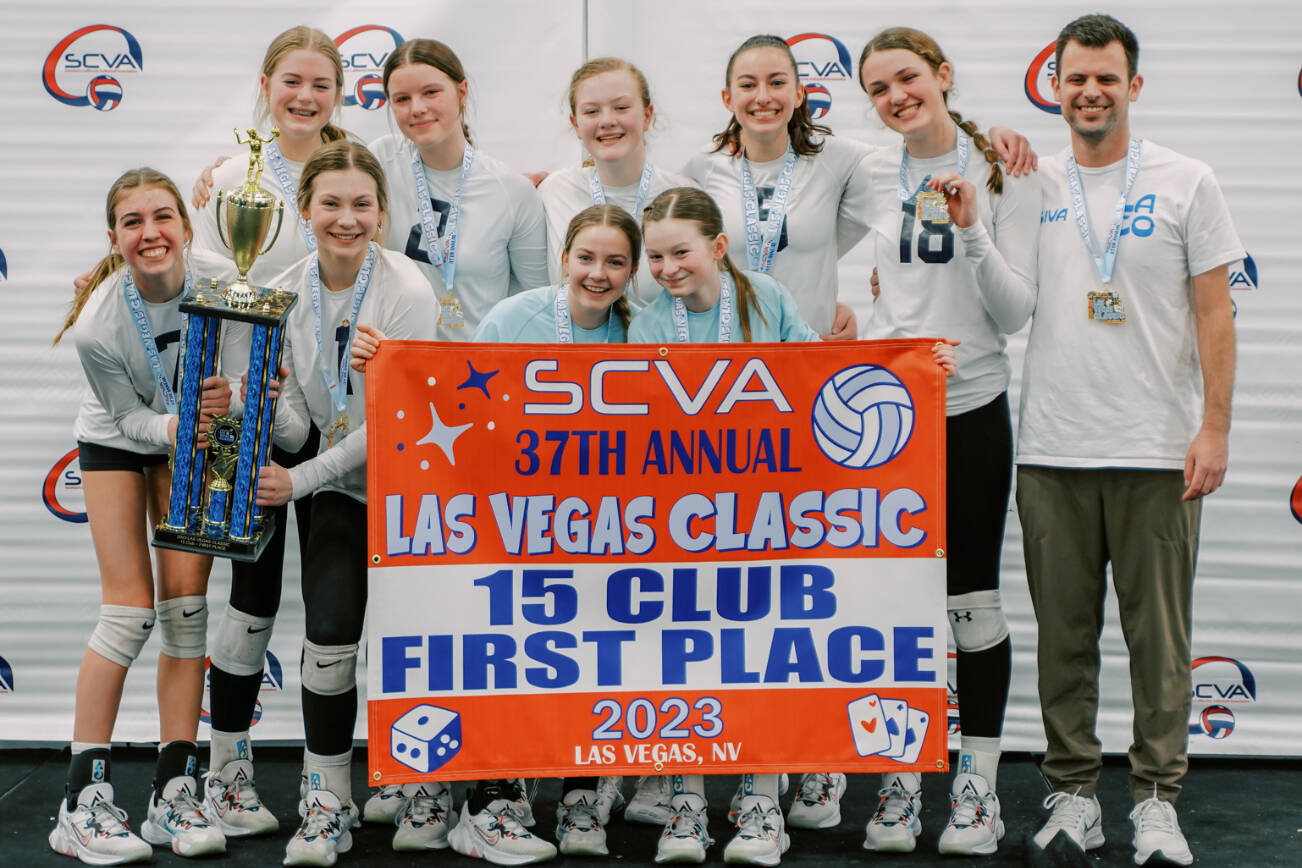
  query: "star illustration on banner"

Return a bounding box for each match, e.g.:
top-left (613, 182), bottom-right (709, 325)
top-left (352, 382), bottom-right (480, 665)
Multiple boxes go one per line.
top-left (458, 361), bottom-right (498, 399)
top-left (416, 401), bottom-right (473, 465)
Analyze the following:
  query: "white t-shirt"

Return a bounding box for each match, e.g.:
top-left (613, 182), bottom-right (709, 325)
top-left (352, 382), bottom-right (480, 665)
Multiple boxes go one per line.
top-left (247, 246), bottom-right (440, 502)
top-left (192, 149), bottom-right (312, 288)
top-left (1017, 141), bottom-right (1244, 469)
top-left (475, 285), bottom-right (628, 344)
top-left (72, 268), bottom-right (184, 452)
top-left (862, 141), bottom-right (1040, 415)
top-left (371, 135), bottom-right (549, 341)
top-left (682, 136), bottom-right (874, 333)
top-left (537, 163), bottom-right (695, 305)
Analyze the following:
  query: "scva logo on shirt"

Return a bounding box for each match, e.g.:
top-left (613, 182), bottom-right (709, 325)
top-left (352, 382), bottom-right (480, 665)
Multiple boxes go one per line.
top-left (1024, 42), bottom-right (1060, 114)
top-left (335, 25), bottom-right (403, 110)
top-left (1041, 195), bottom-right (1157, 237)
top-left (42, 24), bottom-right (142, 111)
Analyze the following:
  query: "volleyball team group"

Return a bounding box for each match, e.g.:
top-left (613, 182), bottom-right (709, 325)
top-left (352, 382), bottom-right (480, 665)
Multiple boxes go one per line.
top-left (49, 10), bottom-right (1240, 868)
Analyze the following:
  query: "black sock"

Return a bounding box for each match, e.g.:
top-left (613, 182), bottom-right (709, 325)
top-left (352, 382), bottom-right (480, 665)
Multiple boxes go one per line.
top-left (66, 748), bottom-right (111, 809)
top-left (469, 779), bottom-right (518, 814)
top-left (561, 777), bottom-right (599, 795)
top-left (153, 741), bottom-right (199, 793)
top-left (956, 636), bottom-right (1013, 737)
top-left (208, 664), bottom-right (263, 733)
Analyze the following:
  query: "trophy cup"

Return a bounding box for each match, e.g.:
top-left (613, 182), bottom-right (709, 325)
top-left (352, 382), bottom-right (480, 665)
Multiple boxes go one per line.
top-left (153, 128), bottom-right (296, 562)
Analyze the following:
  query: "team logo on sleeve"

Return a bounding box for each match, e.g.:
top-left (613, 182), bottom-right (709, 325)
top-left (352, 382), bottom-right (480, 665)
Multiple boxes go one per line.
top-left (42, 25), bottom-right (142, 111)
top-left (335, 25), bottom-right (403, 110)
top-left (812, 365), bottom-right (915, 469)
top-left (1024, 41), bottom-right (1060, 114)
top-left (787, 33), bottom-right (852, 119)
top-left (0, 246), bottom-right (7, 281)
top-left (42, 448), bottom-right (86, 523)
top-left (1228, 252), bottom-right (1258, 290)
top-left (0, 656), bottom-right (13, 692)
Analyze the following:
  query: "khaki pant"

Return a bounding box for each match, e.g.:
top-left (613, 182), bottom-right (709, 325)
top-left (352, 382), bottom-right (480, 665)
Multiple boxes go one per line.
top-left (1016, 466), bottom-right (1201, 803)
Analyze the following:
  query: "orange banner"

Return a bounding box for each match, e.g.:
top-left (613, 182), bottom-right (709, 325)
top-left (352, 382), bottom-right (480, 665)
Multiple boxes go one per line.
top-left (366, 340), bottom-right (947, 783)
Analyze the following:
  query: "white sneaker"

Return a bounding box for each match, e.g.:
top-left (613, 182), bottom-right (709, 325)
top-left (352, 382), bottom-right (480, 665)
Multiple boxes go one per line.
top-left (786, 773), bottom-right (846, 829)
top-left (1032, 790), bottom-right (1105, 852)
top-left (555, 789), bottom-right (608, 856)
top-left (362, 784), bottom-right (405, 824)
top-left (392, 782), bottom-right (455, 851)
top-left (937, 772), bottom-right (1004, 855)
top-left (727, 774), bottom-right (789, 823)
top-left (448, 798), bottom-right (557, 865)
top-left (724, 795), bottom-right (789, 865)
top-left (510, 778), bottom-right (536, 827)
top-left (594, 776), bottom-right (625, 826)
top-left (1130, 796), bottom-right (1193, 866)
top-left (298, 774), bottom-right (360, 829)
top-left (284, 789), bottom-right (353, 867)
top-left (48, 783), bottom-right (152, 865)
top-left (862, 773), bottom-right (922, 852)
top-left (655, 793), bottom-right (713, 864)
top-left (204, 758), bottom-right (279, 837)
top-left (628, 775), bottom-right (674, 825)
top-left (140, 774), bottom-right (227, 856)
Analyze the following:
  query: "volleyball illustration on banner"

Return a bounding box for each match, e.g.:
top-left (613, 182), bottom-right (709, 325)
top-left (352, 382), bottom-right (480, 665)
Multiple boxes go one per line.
top-left (812, 364), bottom-right (915, 469)
top-left (86, 75), bottom-right (124, 111)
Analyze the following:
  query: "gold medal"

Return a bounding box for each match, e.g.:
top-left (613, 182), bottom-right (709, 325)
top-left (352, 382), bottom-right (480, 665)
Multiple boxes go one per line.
top-left (1087, 289), bottom-right (1126, 324)
top-left (916, 190), bottom-right (950, 223)
top-left (326, 411), bottom-right (349, 448)
top-left (439, 294), bottom-right (466, 328)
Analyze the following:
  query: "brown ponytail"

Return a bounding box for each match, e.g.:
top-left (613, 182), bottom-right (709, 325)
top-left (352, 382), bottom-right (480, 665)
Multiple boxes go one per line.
top-left (257, 26), bottom-right (350, 145)
top-left (712, 35), bottom-right (830, 158)
top-left (54, 168), bottom-right (192, 345)
top-left (859, 27), bottom-right (1003, 194)
top-left (642, 187), bottom-right (769, 343)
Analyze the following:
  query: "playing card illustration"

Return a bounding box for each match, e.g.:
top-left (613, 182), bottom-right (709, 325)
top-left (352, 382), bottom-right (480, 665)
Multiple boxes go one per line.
top-left (846, 693), bottom-right (892, 756)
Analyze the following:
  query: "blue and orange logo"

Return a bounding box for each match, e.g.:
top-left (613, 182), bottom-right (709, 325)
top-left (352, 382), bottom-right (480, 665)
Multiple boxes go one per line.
top-left (43, 448), bottom-right (86, 523)
top-left (788, 33), bottom-right (853, 119)
top-left (335, 25), bottom-right (403, 110)
top-left (1189, 655), bottom-right (1255, 739)
top-left (1229, 252), bottom-right (1258, 290)
top-left (1024, 41), bottom-right (1060, 115)
top-left (43, 25), bottom-right (142, 111)
top-left (200, 651), bottom-right (284, 727)
top-left (0, 655), bottom-right (13, 692)
top-left (0, 246), bottom-right (7, 281)
top-left (1290, 476), bottom-right (1301, 526)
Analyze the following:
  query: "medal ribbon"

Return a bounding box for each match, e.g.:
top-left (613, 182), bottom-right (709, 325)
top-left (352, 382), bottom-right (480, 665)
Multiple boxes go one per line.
top-left (410, 142), bottom-right (476, 296)
top-left (740, 145), bottom-right (796, 273)
top-left (264, 140), bottom-right (316, 252)
top-left (588, 162), bottom-right (656, 218)
top-left (1065, 137), bottom-right (1143, 288)
top-left (122, 268), bottom-right (190, 414)
top-left (309, 243), bottom-right (377, 416)
top-left (554, 284), bottom-right (615, 344)
top-left (671, 271), bottom-right (734, 343)
top-left (897, 130), bottom-right (970, 203)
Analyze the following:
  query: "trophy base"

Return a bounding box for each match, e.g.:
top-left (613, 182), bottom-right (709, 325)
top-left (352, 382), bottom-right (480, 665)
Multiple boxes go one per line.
top-left (152, 514), bottom-right (277, 563)
top-left (182, 278), bottom-right (297, 326)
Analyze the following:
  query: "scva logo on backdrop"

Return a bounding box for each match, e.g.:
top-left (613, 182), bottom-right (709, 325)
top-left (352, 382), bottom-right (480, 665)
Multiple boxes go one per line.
top-left (43, 448), bottom-right (86, 523)
top-left (0, 655), bottom-right (13, 692)
top-left (43, 25), bottom-right (142, 111)
top-left (335, 25), bottom-right (403, 110)
top-left (1024, 41), bottom-right (1060, 114)
top-left (0, 246), bottom-right (7, 282)
top-left (1188, 655), bottom-right (1256, 739)
top-left (1290, 475), bottom-right (1302, 526)
top-left (200, 651), bottom-right (284, 727)
top-left (787, 33), bottom-right (853, 120)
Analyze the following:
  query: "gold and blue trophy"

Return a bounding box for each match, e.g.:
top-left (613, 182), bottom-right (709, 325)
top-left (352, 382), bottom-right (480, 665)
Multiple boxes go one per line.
top-left (153, 128), bottom-right (295, 562)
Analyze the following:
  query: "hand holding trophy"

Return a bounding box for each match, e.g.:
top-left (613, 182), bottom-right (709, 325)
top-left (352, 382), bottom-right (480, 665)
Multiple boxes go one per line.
top-left (153, 128), bottom-right (298, 562)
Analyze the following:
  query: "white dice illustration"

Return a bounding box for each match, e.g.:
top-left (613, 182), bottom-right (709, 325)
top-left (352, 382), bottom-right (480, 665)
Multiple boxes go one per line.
top-left (390, 703), bottom-right (462, 773)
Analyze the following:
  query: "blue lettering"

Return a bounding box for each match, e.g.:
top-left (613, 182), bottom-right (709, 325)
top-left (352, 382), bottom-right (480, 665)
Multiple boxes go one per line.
top-left (716, 566), bottom-right (771, 621)
top-left (720, 629), bottom-right (761, 683)
top-left (671, 569), bottom-right (710, 621)
top-left (582, 631), bottom-right (635, 685)
top-left (381, 635), bottom-right (421, 693)
top-left (779, 564), bottom-right (836, 618)
top-left (463, 634), bottom-right (516, 690)
top-left (764, 628), bottom-right (823, 682)
top-left (606, 568), bottom-right (664, 623)
top-left (524, 632), bottom-right (578, 688)
top-left (827, 626), bottom-right (886, 682)
top-left (893, 626), bottom-right (936, 683)
top-left (662, 630), bottom-right (713, 683)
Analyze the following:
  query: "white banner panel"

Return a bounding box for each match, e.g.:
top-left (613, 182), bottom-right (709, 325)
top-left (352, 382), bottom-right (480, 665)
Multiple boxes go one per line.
top-left (1, 0), bottom-right (1300, 759)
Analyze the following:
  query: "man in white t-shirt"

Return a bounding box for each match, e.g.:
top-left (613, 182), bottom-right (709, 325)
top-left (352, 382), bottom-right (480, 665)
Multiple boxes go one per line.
top-left (1017, 15), bottom-right (1240, 868)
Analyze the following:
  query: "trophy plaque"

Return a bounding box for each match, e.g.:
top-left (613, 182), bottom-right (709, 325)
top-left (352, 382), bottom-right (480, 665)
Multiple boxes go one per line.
top-left (153, 128), bottom-right (296, 562)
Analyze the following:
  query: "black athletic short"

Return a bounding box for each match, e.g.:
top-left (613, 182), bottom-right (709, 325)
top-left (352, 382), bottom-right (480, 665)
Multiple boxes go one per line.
top-left (77, 440), bottom-right (168, 473)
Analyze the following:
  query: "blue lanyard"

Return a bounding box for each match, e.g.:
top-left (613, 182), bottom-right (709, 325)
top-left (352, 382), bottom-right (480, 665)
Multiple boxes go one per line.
top-left (264, 140), bottom-right (316, 252)
top-left (122, 269), bottom-right (190, 414)
top-left (1065, 137), bottom-right (1143, 288)
top-left (671, 272), bottom-right (734, 343)
top-left (589, 162), bottom-right (655, 218)
top-left (554, 284), bottom-right (614, 344)
top-left (308, 244), bottom-right (377, 415)
top-left (897, 131), bottom-right (970, 203)
top-left (740, 145), bottom-right (796, 273)
top-left (409, 142), bottom-right (475, 296)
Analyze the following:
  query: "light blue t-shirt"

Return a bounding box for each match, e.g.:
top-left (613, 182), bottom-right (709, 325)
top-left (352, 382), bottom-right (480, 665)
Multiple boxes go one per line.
top-left (474, 285), bottom-right (628, 343)
top-left (627, 271), bottom-right (819, 344)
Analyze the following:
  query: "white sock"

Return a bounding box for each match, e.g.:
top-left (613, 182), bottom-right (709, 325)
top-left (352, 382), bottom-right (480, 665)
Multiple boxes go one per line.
top-left (957, 735), bottom-right (1001, 788)
top-left (208, 728), bottom-right (251, 771)
top-left (740, 773), bottom-right (780, 801)
top-left (671, 774), bottom-right (705, 798)
top-left (304, 749), bottom-right (353, 803)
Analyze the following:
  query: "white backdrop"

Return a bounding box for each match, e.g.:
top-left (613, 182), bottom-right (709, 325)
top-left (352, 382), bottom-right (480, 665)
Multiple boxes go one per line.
top-left (1, 0), bottom-right (1299, 759)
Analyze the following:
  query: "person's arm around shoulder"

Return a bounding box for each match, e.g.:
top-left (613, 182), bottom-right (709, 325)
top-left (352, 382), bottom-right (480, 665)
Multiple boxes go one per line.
top-left (1183, 263), bottom-right (1234, 501)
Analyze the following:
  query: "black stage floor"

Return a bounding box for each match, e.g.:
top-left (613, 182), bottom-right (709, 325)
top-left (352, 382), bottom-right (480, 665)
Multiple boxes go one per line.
top-left (4, 748), bottom-right (1298, 866)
